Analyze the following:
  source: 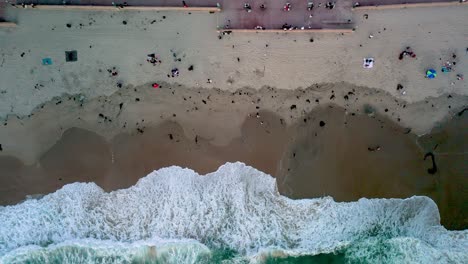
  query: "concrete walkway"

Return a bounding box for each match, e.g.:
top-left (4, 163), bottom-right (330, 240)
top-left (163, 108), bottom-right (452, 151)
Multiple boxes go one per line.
top-left (2, 0), bottom-right (463, 30)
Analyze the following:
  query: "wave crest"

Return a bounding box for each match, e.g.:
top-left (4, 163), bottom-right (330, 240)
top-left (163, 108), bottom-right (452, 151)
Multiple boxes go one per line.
top-left (1, 162), bottom-right (467, 263)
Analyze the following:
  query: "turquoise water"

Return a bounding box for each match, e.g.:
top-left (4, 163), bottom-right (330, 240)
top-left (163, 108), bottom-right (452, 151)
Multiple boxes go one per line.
top-left (0, 163), bottom-right (467, 263)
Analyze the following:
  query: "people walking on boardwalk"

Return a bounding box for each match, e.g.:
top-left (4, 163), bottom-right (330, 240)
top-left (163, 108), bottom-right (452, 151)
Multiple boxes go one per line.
top-left (243, 3), bottom-right (252, 12)
top-left (325, 2), bottom-right (335, 9)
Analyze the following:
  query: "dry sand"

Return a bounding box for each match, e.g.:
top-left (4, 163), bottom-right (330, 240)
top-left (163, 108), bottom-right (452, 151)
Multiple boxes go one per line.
top-left (0, 5), bottom-right (467, 229)
top-left (0, 5), bottom-right (467, 117)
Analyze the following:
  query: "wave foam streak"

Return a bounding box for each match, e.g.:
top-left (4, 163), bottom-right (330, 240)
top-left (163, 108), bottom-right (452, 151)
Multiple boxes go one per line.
top-left (0, 162), bottom-right (466, 263)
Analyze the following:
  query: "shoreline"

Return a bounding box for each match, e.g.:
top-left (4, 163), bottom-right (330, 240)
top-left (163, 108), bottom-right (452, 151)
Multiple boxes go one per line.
top-left (0, 81), bottom-right (466, 164)
top-left (0, 83), bottom-right (466, 230)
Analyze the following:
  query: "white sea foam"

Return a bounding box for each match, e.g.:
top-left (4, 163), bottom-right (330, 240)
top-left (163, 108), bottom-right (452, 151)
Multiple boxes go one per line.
top-left (0, 162), bottom-right (467, 263)
top-left (0, 238), bottom-right (213, 264)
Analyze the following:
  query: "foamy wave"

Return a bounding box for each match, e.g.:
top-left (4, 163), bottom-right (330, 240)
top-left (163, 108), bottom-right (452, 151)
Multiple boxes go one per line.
top-left (0, 239), bottom-right (214, 264)
top-left (0, 162), bottom-right (467, 263)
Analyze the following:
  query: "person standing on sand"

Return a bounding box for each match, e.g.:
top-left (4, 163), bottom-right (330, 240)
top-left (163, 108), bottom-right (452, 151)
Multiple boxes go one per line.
top-left (182, 1), bottom-right (188, 8)
top-left (244, 3), bottom-right (252, 12)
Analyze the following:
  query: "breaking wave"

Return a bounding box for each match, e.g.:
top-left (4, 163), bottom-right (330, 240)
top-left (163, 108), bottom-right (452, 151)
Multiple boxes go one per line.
top-left (0, 162), bottom-right (466, 263)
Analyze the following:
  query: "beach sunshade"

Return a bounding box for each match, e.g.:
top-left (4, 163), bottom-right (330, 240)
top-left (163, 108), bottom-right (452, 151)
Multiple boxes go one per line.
top-left (42, 58), bottom-right (52, 65)
top-left (426, 69), bottom-right (437, 79)
top-left (65, 50), bottom-right (78, 62)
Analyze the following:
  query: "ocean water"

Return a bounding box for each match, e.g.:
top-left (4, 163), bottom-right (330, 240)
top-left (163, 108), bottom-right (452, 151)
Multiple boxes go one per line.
top-left (0, 162), bottom-right (466, 264)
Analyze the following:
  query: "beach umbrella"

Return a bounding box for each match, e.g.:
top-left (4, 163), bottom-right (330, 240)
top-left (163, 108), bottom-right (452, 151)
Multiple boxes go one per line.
top-left (426, 69), bottom-right (437, 79)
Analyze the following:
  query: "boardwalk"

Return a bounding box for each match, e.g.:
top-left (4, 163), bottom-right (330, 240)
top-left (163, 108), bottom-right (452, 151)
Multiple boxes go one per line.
top-left (1, 0), bottom-right (463, 29)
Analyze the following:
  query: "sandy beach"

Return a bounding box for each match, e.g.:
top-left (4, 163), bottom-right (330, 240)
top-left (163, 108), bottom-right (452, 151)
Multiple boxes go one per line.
top-left (0, 1), bottom-right (467, 233)
top-left (0, 80), bottom-right (466, 229)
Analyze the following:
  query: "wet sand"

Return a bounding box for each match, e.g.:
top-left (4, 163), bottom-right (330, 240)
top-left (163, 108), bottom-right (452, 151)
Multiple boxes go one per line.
top-left (417, 111), bottom-right (468, 230)
top-left (0, 103), bottom-right (466, 229)
top-left (280, 106), bottom-right (468, 230)
top-left (0, 111), bottom-right (288, 203)
top-left (278, 106), bottom-right (431, 200)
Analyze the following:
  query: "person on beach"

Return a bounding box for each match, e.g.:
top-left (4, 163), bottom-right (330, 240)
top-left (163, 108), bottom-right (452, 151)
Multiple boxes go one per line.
top-left (399, 47), bottom-right (416, 60)
top-left (171, 68), bottom-right (179, 77)
top-left (224, 20), bottom-right (231, 29)
top-left (182, 1), bottom-right (188, 8)
top-left (284, 3), bottom-right (291, 11)
top-left (147, 54), bottom-right (161, 65)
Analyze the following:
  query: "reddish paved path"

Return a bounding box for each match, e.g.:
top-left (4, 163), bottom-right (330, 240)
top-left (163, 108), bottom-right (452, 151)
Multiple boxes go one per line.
top-left (2, 0), bottom-right (460, 29)
top-left (222, 0), bottom-right (354, 30)
top-left (7, 0), bottom-right (220, 7)
top-left (357, 0), bottom-right (456, 5)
